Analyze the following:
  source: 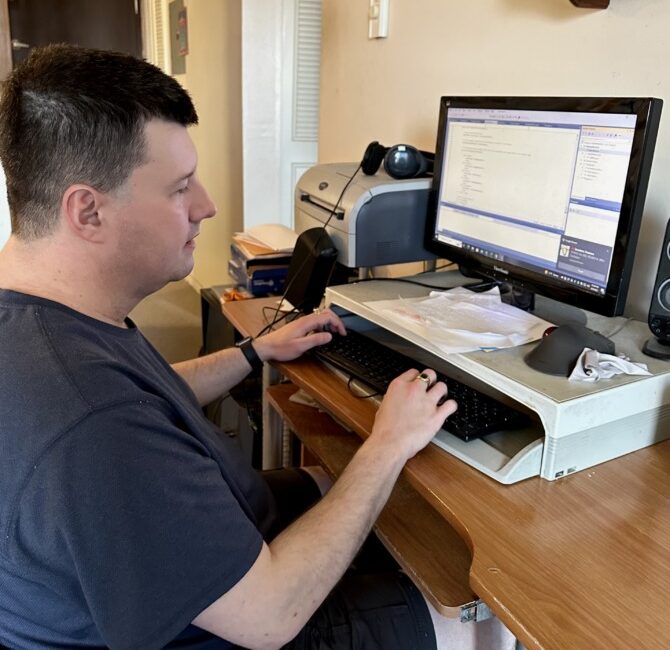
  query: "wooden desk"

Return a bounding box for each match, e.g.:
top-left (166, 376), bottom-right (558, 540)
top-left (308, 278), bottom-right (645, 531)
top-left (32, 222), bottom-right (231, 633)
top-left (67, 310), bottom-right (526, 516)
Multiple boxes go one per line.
top-left (222, 296), bottom-right (670, 650)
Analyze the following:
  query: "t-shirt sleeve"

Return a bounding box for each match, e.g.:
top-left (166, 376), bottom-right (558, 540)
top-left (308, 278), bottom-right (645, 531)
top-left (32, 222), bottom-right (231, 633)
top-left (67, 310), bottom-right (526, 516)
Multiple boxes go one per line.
top-left (14, 400), bottom-right (264, 649)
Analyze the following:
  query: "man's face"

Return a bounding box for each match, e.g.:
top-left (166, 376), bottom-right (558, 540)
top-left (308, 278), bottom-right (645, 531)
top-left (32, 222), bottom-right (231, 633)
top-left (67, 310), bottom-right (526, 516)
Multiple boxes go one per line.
top-left (108, 119), bottom-right (216, 295)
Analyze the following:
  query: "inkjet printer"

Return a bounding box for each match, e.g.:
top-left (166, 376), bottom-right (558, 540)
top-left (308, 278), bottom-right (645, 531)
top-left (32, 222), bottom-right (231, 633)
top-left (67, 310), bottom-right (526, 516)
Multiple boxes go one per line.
top-left (294, 162), bottom-right (435, 268)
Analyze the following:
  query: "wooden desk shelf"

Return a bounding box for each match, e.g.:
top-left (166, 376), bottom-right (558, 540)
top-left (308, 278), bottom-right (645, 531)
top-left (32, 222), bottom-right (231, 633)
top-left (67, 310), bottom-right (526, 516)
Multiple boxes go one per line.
top-left (266, 382), bottom-right (476, 617)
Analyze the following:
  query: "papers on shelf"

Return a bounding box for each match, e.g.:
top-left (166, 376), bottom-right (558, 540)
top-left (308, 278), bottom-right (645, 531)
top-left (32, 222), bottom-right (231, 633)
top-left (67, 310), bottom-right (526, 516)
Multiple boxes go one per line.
top-left (233, 224), bottom-right (298, 258)
top-left (229, 224), bottom-right (295, 296)
top-left (364, 286), bottom-right (553, 355)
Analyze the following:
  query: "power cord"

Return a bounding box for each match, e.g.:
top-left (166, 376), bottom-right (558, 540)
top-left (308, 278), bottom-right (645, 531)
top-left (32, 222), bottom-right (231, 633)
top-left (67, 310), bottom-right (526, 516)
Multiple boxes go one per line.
top-left (350, 276), bottom-right (498, 292)
top-left (264, 162), bottom-right (363, 334)
top-left (255, 304), bottom-right (300, 338)
top-left (346, 375), bottom-right (381, 399)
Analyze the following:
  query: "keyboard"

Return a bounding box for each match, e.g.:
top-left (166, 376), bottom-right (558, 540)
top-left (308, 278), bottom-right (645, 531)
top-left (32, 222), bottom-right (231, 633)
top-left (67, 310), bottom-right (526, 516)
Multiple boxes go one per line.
top-left (312, 329), bottom-right (529, 442)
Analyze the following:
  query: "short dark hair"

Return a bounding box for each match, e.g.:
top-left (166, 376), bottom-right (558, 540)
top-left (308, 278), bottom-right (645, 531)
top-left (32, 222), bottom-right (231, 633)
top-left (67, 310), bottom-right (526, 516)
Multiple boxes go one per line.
top-left (0, 44), bottom-right (198, 239)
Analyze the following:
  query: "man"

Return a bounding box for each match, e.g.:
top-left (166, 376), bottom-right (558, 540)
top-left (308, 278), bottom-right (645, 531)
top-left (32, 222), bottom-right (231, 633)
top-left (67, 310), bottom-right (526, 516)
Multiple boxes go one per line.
top-left (0, 45), bottom-right (513, 650)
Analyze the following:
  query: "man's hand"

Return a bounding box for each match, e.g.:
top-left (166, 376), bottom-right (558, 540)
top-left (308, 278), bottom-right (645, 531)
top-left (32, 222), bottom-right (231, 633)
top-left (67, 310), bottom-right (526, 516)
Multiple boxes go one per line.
top-left (253, 309), bottom-right (346, 363)
top-left (172, 309), bottom-right (345, 407)
top-left (370, 368), bottom-right (458, 461)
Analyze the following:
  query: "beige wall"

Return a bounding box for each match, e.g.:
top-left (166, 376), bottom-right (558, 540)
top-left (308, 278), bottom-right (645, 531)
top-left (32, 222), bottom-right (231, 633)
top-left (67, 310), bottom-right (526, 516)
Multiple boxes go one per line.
top-left (178, 0), bottom-right (242, 290)
top-left (320, 0), bottom-right (670, 318)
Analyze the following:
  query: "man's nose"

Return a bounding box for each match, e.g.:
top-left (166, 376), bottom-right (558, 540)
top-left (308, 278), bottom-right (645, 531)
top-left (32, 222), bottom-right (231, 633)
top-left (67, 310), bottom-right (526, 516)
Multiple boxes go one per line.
top-left (190, 178), bottom-right (216, 222)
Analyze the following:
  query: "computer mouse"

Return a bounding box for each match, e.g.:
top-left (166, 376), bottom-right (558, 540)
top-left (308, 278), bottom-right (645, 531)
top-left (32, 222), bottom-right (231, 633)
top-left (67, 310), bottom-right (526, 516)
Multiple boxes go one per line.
top-left (524, 322), bottom-right (615, 377)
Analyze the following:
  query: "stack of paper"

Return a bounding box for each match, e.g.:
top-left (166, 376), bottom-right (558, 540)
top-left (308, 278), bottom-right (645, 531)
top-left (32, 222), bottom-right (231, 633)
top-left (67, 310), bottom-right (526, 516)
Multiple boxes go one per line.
top-left (232, 224), bottom-right (298, 258)
top-left (229, 224), bottom-right (298, 296)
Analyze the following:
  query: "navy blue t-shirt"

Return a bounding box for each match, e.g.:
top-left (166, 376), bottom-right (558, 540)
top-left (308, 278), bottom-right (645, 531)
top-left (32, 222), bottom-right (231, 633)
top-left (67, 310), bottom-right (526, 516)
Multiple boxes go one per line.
top-left (0, 290), bottom-right (275, 649)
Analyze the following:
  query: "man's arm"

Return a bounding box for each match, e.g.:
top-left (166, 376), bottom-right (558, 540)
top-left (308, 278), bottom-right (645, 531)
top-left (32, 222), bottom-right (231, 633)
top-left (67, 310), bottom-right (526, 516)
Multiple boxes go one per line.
top-left (172, 310), bottom-right (346, 406)
top-left (192, 368), bottom-right (457, 649)
top-left (171, 347), bottom-right (256, 406)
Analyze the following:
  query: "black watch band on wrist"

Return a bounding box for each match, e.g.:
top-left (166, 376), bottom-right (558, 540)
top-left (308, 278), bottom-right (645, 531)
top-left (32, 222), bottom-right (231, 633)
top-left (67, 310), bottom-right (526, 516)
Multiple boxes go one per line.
top-left (236, 336), bottom-right (263, 373)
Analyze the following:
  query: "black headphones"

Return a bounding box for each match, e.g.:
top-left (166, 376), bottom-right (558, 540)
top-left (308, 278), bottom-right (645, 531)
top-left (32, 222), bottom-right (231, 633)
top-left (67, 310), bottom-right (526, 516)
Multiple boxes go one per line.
top-left (361, 141), bottom-right (434, 179)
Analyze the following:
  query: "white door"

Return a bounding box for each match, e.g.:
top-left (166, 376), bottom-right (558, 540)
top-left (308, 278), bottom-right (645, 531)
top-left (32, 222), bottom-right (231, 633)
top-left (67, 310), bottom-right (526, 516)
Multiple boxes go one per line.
top-left (242, 0), bottom-right (321, 230)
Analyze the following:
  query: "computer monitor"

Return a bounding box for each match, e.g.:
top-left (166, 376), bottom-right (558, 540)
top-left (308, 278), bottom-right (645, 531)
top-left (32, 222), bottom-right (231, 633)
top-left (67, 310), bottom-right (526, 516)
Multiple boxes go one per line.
top-left (425, 96), bottom-right (662, 316)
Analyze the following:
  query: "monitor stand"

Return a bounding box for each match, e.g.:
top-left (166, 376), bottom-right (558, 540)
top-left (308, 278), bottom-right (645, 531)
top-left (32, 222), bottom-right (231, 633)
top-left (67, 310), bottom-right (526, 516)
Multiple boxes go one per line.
top-left (455, 265), bottom-right (587, 326)
top-left (499, 284), bottom-right (587, 326)
top-left (503, 284), bottom-right (535, 312)
top-left (531, 294), bottom-right (588, 326)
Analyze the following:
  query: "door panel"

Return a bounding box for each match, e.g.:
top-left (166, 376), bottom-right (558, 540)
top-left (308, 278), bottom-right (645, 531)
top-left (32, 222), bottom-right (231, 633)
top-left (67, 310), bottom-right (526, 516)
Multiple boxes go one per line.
top-left (242, 0), bottom-right (321, 230)
top-left (9, 0), bottom-right (141, 66)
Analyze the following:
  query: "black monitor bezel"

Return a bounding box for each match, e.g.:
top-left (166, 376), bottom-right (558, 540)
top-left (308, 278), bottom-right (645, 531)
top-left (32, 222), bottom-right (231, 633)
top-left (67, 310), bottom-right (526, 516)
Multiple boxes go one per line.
top-left (425, 96), bottom-right (662, 317)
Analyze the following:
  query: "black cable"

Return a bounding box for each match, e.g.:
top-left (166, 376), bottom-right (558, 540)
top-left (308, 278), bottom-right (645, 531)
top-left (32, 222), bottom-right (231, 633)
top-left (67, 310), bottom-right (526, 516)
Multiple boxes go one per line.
top-left (349, 276), bottom-right (498, 292)
top-left (209, 393), bottom-right (234, 433)
top-left (255, 305), bottom-right (299, 337)
top-left (604, 317), bottom-right (633, 339)
top-left (429, 261), bottom-right (457, 272)
top-left (266, 163), bottom-right (364, 333)
top-left (254, 294), bottom-right (358, 340)
top-left (353, 261), bottom-right (465, 289)
top-left (260, 304), bottom-right (287, 331)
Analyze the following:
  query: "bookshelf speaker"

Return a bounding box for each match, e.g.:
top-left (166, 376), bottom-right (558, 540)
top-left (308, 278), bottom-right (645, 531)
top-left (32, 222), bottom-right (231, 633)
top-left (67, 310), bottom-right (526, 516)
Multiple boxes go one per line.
top-left (644, 218), bottom-right (670, 359)
top-left (284, 228), bottom-right (338, 313)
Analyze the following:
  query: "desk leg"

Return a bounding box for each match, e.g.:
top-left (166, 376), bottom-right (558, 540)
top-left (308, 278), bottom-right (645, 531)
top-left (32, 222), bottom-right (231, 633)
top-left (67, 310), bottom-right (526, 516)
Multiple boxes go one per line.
top-left (261, 364), bottom-right (285, 469)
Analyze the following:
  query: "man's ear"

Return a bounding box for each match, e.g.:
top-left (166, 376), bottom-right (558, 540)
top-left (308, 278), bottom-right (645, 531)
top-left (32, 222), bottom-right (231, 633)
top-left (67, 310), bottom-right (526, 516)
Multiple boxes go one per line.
top-left (61, 184), bottom-right (106, 242)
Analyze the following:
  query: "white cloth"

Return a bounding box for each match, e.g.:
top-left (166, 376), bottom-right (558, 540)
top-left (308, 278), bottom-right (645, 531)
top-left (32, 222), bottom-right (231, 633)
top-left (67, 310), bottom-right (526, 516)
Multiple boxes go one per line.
top-left (569, 348), bottom-right (651, 382)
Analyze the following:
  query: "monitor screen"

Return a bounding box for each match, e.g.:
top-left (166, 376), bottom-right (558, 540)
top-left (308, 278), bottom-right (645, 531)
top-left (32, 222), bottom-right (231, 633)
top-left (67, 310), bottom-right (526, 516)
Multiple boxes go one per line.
top-left (425, 96), bottom-right (662, 316)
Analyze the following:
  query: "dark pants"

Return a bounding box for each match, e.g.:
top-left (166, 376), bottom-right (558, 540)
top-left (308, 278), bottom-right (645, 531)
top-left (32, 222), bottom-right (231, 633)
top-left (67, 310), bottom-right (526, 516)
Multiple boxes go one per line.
top-left (261, 468), bottom-right (437, 650)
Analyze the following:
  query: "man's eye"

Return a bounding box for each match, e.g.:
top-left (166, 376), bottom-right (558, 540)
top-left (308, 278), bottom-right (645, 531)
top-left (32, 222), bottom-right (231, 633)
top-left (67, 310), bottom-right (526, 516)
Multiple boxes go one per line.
top-left (176, 185), bottom-right (189, 194)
